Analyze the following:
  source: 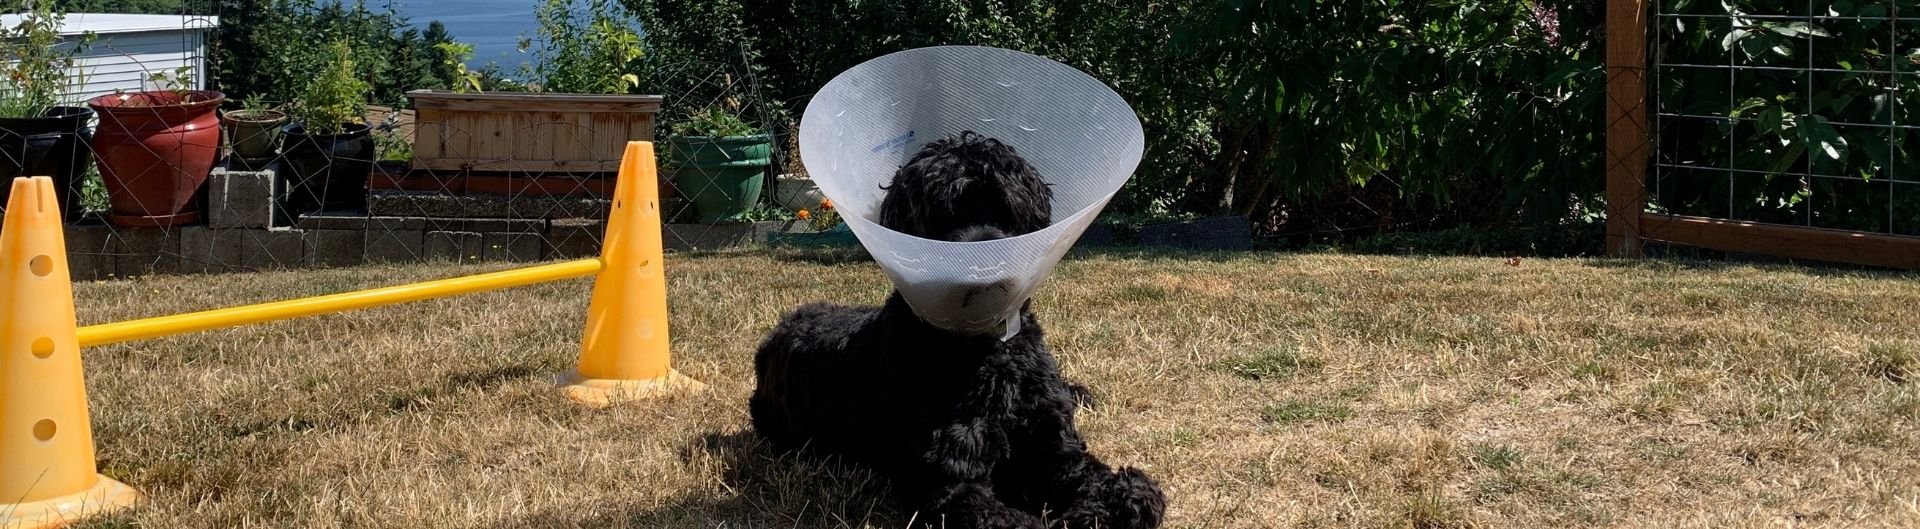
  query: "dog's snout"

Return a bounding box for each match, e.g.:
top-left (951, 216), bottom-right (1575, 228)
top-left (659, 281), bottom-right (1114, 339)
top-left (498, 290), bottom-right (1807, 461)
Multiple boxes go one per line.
top-left (957, 277), bottom-right (1016, 308)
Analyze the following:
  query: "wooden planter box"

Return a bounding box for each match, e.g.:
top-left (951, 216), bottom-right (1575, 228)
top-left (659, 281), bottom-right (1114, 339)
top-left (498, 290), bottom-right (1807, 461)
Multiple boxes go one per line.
top-left (404, 90), bottom-right (663, 174)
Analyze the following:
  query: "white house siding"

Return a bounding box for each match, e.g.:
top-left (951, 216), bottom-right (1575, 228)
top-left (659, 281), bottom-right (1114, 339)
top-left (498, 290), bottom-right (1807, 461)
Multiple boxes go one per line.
top-left (67, 30), bottom-right (214, 104)
top-left (0, 14), bottom-right (217, 106)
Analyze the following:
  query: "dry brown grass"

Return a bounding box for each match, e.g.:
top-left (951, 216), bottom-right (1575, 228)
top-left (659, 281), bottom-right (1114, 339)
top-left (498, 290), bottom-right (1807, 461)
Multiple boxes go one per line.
top-left (54, 250), bottom-right (1920, 528)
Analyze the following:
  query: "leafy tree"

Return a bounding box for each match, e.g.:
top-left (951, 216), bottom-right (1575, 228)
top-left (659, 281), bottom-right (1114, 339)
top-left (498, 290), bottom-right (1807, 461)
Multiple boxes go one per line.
top-left (209, 0), bottom-right (462, 106)
top-left (623, 0), bottom-right (1605, 237)
top-left (519, 0), bottom-right (644, 94)
top-left (51, 0), bottom-right (192, 14)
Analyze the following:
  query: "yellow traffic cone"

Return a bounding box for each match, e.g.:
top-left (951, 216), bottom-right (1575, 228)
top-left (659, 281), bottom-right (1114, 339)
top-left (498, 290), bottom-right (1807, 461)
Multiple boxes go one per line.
top-left (0, 177), bottom-right (141, 528)
top-left (558, 142), bottom-right (704, 407)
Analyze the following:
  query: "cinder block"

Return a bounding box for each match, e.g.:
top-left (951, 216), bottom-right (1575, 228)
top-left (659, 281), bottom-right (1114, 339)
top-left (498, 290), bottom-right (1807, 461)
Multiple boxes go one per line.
top-left (368, 190), bottom-right (612, 219)
top-left (294, 210), bottom-right (371, 231)
top-left (364, 228), bottom-right (424, 264)
top-left (179, 225), bottom-right (244, 274)
top-left (304, 229), bottom-right (364, 268)
top-left (545, 218), bottom-right (602, 259)
top-left (663, 222), bottom-right (760, 252)
top-left (367, 216), bottom-right (428, 232)
top-left (482, 232), bottom-right (544, 262)
top-left (417, 217), bottom-right (546, 234)
top-left (209, 168), bottom-right (278, 229)
top-left (236, 228), bottom-right (306, 269)
top-left (108, 227), bottom-right (180, 277)
top-left (424, 231), bottom-right (484, 263)
top-left (64, 222), bottom-right (113, 280)
top-left (462, 218), bottom-right (546, 233)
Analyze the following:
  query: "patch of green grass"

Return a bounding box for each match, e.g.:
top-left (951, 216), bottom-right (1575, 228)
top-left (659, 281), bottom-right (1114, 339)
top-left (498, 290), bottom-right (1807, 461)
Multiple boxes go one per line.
top-left (1467, 444), bottom-right (1525, 471)
top-left (1214, 345), bottom-right (1322, 380)
top-left (1864, 341), bottom-right (1915, 384)
top-left (1568, 357), bottom-right (1613, 380)
top-left (1169, 429), bottom-right (1199, 448)
top-left (1259, 400), bottom-right (1355, 424)
top-left (1335, 384), bottom-right (1377, 400)
top-left (1402, 490), bottom-right (1473, 529)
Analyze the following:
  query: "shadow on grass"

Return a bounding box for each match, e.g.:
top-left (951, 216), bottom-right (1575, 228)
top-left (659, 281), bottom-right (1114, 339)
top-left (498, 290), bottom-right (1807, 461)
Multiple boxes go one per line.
top-left (488, 430), bottom-right (904, 529)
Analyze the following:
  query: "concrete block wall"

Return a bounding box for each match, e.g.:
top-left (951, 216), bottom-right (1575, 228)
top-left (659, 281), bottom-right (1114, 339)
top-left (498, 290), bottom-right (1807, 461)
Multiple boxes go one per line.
top-left (39, 168), bottom-right (1258, 281)
top-left (54, 168), bottom-right (806, 281)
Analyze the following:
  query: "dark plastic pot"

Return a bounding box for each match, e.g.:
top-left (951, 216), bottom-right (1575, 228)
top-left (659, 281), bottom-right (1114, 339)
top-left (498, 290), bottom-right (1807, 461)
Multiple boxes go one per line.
top-left (87, 90), bottom-right (226, 227)
top-left (280, 123), bottom-right (373, 217)
top-left (0, 106), bottom-right (94, 221)
top-left (667, 134), bottom-right (771, 223)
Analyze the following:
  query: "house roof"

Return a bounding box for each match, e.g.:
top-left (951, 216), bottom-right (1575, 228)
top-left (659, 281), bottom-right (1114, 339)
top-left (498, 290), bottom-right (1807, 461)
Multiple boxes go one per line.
top-left (0, 13), bottom-right (218, 35)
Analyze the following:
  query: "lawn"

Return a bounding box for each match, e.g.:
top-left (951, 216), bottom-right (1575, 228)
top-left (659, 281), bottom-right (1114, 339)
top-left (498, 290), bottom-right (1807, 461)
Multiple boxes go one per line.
top-left (60, 250), bottom-right (1920, 528)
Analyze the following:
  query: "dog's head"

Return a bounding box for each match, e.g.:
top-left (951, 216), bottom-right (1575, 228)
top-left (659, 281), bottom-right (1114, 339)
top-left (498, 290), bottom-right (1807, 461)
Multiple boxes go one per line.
top-left (877, 131), bottom-right (1052, 242)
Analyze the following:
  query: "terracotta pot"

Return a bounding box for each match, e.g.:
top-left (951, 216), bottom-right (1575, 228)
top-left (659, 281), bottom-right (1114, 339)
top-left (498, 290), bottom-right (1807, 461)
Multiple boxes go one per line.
top-left (87, 90), bottom-right (226, 227)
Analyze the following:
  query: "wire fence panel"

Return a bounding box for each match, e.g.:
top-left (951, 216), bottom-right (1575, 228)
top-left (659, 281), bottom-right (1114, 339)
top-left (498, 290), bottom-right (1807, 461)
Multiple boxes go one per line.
top-left (1607, 0), bottom-right (1920, 268)
top-left (1649, 0), bottom-right (1919, 236)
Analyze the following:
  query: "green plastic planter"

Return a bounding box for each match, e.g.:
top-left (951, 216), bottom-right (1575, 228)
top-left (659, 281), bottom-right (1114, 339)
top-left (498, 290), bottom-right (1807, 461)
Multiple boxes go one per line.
top-left (666, 134), bottom-right (770, 223)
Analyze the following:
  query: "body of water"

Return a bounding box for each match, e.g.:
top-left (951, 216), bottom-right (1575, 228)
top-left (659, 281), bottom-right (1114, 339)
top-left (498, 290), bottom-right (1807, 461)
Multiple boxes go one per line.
top-left (394, 0), bottom-right (539, 70)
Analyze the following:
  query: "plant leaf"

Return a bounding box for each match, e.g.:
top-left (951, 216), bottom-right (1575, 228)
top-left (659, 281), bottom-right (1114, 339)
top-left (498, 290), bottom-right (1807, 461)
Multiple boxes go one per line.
top-left (1722, 28), bottom-right (1750, 52)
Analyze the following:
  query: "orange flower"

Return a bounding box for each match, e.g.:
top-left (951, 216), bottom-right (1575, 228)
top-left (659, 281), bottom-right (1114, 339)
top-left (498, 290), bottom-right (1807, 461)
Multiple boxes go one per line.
top-left (819, 198), bottom-right (834, 211)
top-left (796, 209), bottom-right (812, 220)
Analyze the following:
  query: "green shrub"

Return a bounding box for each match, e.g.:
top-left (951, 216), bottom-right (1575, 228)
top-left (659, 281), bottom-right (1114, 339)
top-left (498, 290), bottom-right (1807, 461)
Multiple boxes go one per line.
top-left (623, 0), bottom-right (1604, 237)
top-left (292, 40), bottom-right (370, 134)
top-left (0, 3), bottom-right (89, 117)
top-left (673, 106), bottom-right (757, 137)
top-left (520, 0), bottom-right (644, 94)
top-left (212, 0), bottom-right (464, 106)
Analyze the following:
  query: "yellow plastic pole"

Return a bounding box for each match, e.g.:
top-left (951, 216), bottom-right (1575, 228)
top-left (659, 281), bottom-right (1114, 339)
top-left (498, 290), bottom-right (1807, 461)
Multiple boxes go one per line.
top-left (77, 258), bottom-right (603, 348)
top-left (1, 177), bottom-right (141, 528)
top-left (558, 141), bottom-right (703, 406)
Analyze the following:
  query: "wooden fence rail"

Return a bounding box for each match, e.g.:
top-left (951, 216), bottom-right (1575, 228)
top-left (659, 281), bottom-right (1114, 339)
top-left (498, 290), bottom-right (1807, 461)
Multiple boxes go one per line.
top-left (1604, 0), bottom-right (1920, 270)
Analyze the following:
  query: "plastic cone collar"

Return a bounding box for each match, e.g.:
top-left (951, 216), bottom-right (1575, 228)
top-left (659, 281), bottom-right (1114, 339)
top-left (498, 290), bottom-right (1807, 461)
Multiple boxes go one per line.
top-left (799, 46), bottom-right (1145, 337)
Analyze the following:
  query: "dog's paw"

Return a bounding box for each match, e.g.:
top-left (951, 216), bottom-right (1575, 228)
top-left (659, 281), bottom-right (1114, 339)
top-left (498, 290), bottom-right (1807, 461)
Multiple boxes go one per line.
top-left (1067, 382), bottom-right (1098, 411)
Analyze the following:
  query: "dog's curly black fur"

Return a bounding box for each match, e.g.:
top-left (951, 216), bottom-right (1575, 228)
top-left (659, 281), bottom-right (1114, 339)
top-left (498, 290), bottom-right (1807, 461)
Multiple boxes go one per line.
top-left (750, 132), bottom-right (1165, 529)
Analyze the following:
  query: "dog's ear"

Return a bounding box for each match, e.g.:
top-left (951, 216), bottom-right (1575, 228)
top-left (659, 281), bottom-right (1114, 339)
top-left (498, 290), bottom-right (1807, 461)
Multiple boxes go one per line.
top-left (993, 159), bottom-right (1053, 235)
top-left (877, 173), bottom-right (928, 237)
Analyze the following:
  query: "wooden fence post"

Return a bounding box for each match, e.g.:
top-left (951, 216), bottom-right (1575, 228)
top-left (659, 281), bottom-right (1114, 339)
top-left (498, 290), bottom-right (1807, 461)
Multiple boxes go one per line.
top-left (1605, 0), bottom-right (1649, 257)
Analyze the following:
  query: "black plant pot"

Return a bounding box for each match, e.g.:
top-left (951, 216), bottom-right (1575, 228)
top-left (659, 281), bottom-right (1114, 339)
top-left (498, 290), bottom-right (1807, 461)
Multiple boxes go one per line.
top-left (280, 122), bottom-right (373, 217)
top-left (0, 106), bottom-right (94, 220)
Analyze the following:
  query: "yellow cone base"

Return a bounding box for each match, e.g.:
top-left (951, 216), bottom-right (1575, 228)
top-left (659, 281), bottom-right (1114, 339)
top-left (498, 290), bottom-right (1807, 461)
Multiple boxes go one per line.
top-left (556, 369), bottom-right (705, 408)
top-left (0, 474), bottom-right (141, 528)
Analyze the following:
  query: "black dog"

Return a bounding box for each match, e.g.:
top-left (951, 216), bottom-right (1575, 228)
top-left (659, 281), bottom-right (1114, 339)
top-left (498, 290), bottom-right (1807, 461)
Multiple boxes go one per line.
top-left (750, 132), bottom-right (1165, 529)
